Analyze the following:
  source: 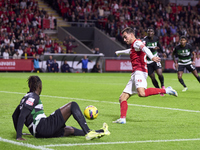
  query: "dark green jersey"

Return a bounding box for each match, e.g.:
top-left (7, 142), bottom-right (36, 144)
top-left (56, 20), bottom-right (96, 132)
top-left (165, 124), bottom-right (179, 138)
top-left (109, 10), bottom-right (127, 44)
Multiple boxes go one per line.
top-left (13, 92), bottom-right (46, 137)
top-left (173, 43), bottom-right (194, 65)
top-left (142, 36), bottom-right (163, 64)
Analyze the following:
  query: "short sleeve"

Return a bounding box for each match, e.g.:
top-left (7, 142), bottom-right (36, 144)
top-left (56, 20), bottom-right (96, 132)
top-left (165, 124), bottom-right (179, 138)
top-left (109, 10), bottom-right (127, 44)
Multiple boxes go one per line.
top-left (134, 40), bottom-right (145, 51)
top-left (23, 95), bottom-right (39, 110)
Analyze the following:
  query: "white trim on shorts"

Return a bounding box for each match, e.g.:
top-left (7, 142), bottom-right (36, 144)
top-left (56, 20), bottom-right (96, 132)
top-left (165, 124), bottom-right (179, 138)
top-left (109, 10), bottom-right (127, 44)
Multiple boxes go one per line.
top-left (123, 71), bottom-right (148, 95)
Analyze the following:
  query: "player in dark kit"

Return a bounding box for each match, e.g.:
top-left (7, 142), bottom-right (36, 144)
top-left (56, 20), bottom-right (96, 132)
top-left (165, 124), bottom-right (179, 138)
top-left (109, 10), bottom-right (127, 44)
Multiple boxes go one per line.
top-left (12, 76), bottom-right (110, 140)
top-left (143, 27), bottom-right (166, 96)
top-left (172, 36), bottom-right (200, 91)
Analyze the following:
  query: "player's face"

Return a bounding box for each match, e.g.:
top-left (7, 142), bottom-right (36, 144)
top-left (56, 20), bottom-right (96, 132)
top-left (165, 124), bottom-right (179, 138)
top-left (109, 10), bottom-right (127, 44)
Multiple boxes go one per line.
top-left (180, 38), bottom-right (187, 46)
top-left (122, 32), bottom-right (135, 45)
top-left (147, 29), bottom-right (154, 38)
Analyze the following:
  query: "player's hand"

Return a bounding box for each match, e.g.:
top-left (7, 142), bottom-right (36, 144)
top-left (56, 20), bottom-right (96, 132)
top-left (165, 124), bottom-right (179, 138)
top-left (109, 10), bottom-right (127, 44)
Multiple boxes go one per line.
top-left (17, 137), bottom-right (26, 140)
top-left (192, 61), bottom-right (195, 65)
top-left (154, 47), bottom-right (160, 50)
top-left (115, 52), bottom-right (120, 57)
top-left (152, 56), bottom-right (161, 62)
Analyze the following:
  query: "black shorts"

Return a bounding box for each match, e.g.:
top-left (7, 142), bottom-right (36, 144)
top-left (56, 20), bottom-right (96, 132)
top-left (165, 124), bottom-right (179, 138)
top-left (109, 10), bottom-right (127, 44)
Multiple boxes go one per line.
top-left (178, 64), bottom-right (196, 72)
top-left (35, 109), bottom-right (65, 138)
top-left (147, 62), bottom-right (162, 76)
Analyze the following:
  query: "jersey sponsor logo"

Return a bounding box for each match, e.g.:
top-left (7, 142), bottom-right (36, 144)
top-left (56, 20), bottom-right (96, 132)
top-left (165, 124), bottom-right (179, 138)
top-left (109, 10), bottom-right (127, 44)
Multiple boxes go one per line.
top-left (178, 49), bottom-right (190, 56)
top-left (26, 98), bottom-right (35, 106)
top-left (137, 79), bottom-right (142, 82)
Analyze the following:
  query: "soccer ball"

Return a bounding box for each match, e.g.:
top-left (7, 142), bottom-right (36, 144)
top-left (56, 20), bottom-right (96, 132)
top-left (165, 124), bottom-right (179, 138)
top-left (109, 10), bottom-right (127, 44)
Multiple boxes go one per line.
top-left (84, 105), bottom-right (98, 120)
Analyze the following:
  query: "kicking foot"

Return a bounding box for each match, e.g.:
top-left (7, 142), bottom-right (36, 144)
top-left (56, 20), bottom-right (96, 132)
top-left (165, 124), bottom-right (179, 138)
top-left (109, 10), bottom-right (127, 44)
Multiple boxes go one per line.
top-left (165, 86), bottom-right (178, 97)
top-left (101, 123), bottom-right (110, 135)
top-left (182, 87), bottom-right (188, 92)
top-left (85, 130), bottom-right (104, 140)
top-left (112, 118), bottom-right (126, 124)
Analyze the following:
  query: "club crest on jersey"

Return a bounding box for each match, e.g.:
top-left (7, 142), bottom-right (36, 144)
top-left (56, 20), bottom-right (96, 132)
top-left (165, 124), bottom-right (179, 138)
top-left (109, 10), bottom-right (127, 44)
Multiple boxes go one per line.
top-left (26, 98), bottom-right (35, 106)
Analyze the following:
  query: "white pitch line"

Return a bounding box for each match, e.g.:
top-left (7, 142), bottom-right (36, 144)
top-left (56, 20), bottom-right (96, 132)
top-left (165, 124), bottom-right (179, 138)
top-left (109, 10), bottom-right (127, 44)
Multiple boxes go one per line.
top-left (0, 137), bottom-right (53, 150)
top-left (43, 138), bottom-right (200, 147)
top-left (1, 90), bottom-right (200, 113)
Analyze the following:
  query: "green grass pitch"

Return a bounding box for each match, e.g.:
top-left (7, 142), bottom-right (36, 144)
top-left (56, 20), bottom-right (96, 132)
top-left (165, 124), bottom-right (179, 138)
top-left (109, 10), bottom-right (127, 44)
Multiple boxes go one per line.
top-left (0, 72), bottom-right (200, 150)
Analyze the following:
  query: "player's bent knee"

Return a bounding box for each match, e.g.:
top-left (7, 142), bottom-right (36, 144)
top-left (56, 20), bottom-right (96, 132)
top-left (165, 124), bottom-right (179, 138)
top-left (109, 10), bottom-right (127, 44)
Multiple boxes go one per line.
top-left (138, 92), bottom-right (146, 97)
top-left (119, 93), bottom-right (129, 103)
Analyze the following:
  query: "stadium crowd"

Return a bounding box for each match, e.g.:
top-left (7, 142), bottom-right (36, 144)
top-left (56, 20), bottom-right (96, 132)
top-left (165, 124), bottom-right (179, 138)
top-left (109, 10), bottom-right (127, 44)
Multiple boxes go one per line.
top-left (0, 0), bottom-right (200, 60)
top-left (0, 0), bottom-right (64, 60)
top-left (44, 0), bottom-right (200, 59)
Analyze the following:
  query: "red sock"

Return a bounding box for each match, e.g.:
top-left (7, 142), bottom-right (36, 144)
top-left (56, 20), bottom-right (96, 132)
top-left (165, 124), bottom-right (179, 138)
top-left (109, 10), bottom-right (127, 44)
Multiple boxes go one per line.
top-left (120, 101), bottom-right (128, 118)
top-left (145, 88), bottom-right (166, 97)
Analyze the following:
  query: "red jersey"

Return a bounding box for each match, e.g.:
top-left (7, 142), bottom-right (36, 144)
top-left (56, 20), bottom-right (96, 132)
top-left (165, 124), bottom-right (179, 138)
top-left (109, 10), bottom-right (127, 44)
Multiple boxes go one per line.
top-left (130, 39), bottom-right (147, 73)
top-left (37, 47), bottom-right (44, 55)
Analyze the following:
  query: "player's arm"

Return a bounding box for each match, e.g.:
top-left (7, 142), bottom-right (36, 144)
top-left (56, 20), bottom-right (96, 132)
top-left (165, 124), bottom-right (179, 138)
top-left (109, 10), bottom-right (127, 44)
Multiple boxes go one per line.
top-left (115, 49), bottom-right (131, 56)
top-left (16, 107), bottom-right (31, 140)
top-left (142, 46), bottom-right (160, 62)
top-left (137, 41), bottom-right (160, 62)
top-left (172, 49), bottom-right (178, 69)
top-left (12, 105), bottom-right (20, 132)
top-left (190, 44), bottom-right (196, 65)
top-left (172, 49), bottom-right (177, 63)
top-left (157, 41), bottom-right (166, 57)
top-left (192, 51), bottom-right (196, 65)
top-left (77, 59), bottom-right (82, 65)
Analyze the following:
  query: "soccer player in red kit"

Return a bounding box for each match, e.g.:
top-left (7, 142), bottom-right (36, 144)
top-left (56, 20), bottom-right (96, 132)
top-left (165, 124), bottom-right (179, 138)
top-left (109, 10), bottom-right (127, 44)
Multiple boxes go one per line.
top-left (113, 27), bottom-right (178, 124)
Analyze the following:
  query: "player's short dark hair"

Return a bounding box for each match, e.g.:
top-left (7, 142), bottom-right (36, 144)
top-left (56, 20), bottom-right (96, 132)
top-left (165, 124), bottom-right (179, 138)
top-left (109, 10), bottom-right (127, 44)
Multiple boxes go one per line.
top-left (28, 76), bottom-right (42, 92)
top-left (180, 35), bottom-right (187, 40)
top-left (121, 27), bottom-right (134, 34)
top-left (147, 27), bottom-right (154, 32)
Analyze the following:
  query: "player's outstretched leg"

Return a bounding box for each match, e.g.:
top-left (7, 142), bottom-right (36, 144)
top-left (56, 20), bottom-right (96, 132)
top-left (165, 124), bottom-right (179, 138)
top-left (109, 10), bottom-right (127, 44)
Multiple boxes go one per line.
top-left (144, 87), bottom-right (178, 97)
top-left (60, 101), bottom-right (106, 140)
top-left (165, 86), bottom-right (178, 96)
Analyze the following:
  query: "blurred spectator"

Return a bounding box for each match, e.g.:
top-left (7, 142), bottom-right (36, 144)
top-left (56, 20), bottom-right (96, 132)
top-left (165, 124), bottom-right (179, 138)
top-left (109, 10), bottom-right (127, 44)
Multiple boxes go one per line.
top-left (195, 46), bottom-right (200, 54)
top-left (91, 62), bottom-right (100, 73)
top-left (37, 44), bottom-right (44, 55)
top-left (3, 49), bottom-right (9, 59)
top-left (170, 24), bottom-right (177, 35)
top-left (195, 52), bottom-right (200, 72)
top-left (21, 48), bottom-right (29, 59)
top-left (77, 55), bottom-right (92, 73)
top-left (31, 48), bottom-right (37, 56)
top-left (65, 41), bottom-right (78, 53)
top-left (1, 45), bottom-right (6, 56)
top-left (53, 43), bottom-right (62, 53)
top-left (46, 55), bottom-right (54, 72)
top-left (13, 51), bottom-right (21, 59)
top-left (32, 54), bottom-right (43, 73)
top-left (4, 36), bottom-right (10, 47)
top-left (93, 47), bottom-right (100, 54)
top-left (160, 26), bottom-right (167, 36)
top-left (61, 60), bottom-right (71, 73)
top-left (52, 59), bottom-right (59, 73)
